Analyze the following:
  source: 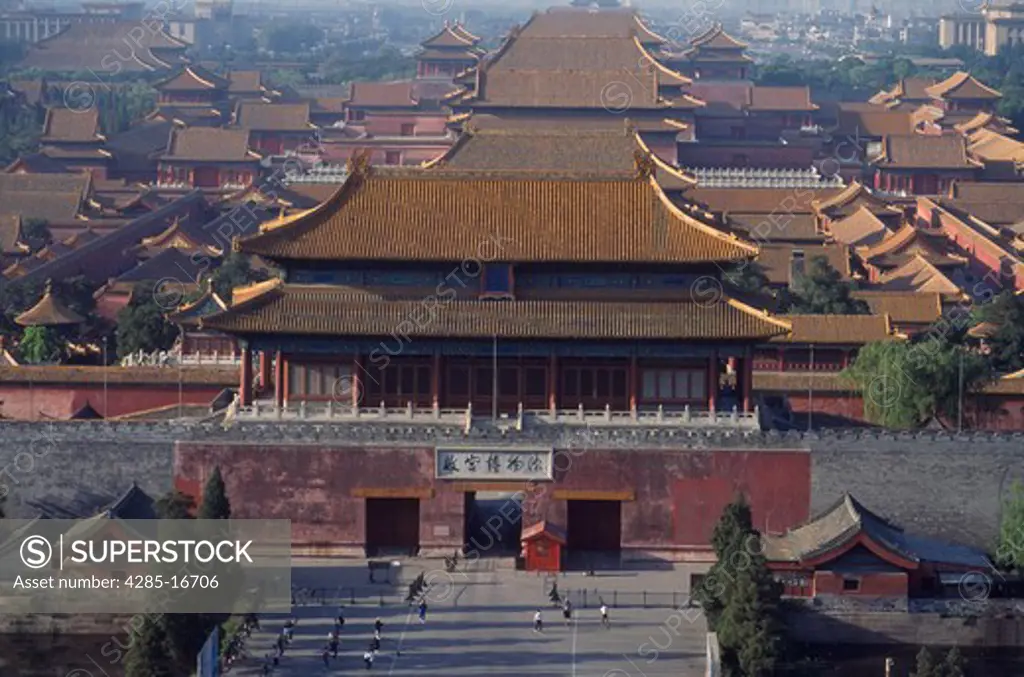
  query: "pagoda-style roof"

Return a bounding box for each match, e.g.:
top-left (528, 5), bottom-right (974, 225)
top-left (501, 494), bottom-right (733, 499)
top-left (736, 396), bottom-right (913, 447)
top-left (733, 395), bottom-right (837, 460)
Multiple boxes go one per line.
top-left (858, 224), bottom-right (964, 268)
top-left (104, 483), bottom-right (156, 519)
top-left (15, 281), bottom-right (85, 326)
top-left (926, 72), bottom-right (1002, 101)
top-left (135, 217), bottom-right (223, 257)
top-left (237, 162), bottom-right (755, 264)
top-left (422, 124), bottom-right (695, 189)
top-left (872, 134), bottom-right (982, 170)
top-left (876, 253), bottom-right (964, 296)
top-left (19, 21), bottom-right (186, 73)
top-left (233, 101), bottom-right (313, 132)
top-left (147, 105), bottom-right (225, 127)
top-left (201, 279), bottom-right (791, 341)
top-left (421, 22), bottom-right (479, 49)
top-left (812, 181), bottom-right (903, 219)
top-left (167, 284), bottom-right (228, 327)
top-left (869, 77), bottom-right (937, 107)
top-left (154, 65), bottom-right (229, 92)
top-left (769, 314), bottom-right (894, 345)
top-left (966, 128), bottom-right (1024, 163)
top-left (764, 493), bottom-right (988, 570)
top-left (161, 127), bottom-right (259, 162)
top-left (0, 172), bottom-right (91, 224)
top-left (827, 205), bottom-right (891, 247)
top-left (851, 291), bottom-right (943, 326)
top-left (41, 108), bottom-right (105, 143)
top-left (680, 24), bottom-right (753, 63)
top-left (114, 247), bottom-right (208, 285)
top-left (956, 111), bottom-right (1018, 136)
top-left (515, 7), bottom-right (666, 45)
top-left (451, 44), bottom-right (701, 109)
top-left (445, 10), bottom-right (698, 112)
top-left (689, 23), bottom-right (748, 50)
top-left (227, 70), bottom-right (268, 96)
top-left (451, 23), bottom-right (481, 43)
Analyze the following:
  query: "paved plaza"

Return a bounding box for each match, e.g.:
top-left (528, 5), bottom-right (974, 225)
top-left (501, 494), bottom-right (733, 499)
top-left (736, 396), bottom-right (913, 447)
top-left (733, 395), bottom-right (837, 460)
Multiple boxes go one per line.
top-left (231, 559), bottom-right (709, 677)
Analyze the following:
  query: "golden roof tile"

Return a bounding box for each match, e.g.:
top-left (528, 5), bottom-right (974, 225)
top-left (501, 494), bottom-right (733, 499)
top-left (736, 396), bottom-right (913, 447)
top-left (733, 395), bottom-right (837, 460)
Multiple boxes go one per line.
top-left (238, 166), bottom-right (754, 264)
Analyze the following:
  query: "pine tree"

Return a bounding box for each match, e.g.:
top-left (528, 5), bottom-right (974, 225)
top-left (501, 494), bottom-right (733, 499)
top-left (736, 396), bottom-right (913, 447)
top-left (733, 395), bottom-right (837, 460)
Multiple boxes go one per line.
top-left (199, 467), bottom-right (231, 519)
top-left (785, 255), bottom-right (869, 315)
top-left (716, 533), bottom-right (781, 677)
top-left (125, 616), bottom-right (175, 677)
top-left (942, 646), bottom-right (966, 677)
top-left (913, 647), bottom-right (936, 677)
top-left (694, 494), bottom-right (754, 629)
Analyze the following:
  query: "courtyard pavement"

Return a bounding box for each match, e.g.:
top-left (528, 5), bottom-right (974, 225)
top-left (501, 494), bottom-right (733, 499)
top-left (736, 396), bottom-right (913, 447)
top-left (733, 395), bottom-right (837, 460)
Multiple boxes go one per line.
top-left (230, 559), bottom-right (709, 677)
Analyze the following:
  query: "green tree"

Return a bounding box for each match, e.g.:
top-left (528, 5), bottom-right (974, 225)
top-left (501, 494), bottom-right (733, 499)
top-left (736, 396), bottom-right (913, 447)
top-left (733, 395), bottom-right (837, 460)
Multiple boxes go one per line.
top-left (723, 262), bottom-right (772, 298)
top-left (943, 646), bottom-right (966, 677)
top-left (697, 495), bottom-right (783, 676)
top-left (124, 616), bottom-right (174, 677)
top-left (694, 494), bottom-right (755, 630)
top-left (843, 336), bottom-right (989, 429)
top-left (209, 253), bottom-right (269, 300)
top-left (785, 256), bottom-right (869, 315)
top-left (997, 480), bottom-right (1024, 573)
top-left (158, 614), bottom-right (210, 675)
top-left (17, 325), bottom-right (64, 364)
top-left (261, 22), bottom-right (324, 53)
top-left (913, 647), bottom-right (937, 677)
top-left (155, 490), bottom-right (195, 519)
top-left (115, 281), bottom-right (179, 359)
top-left (20, 218), bottom-right (51, 254)
top-left (973, 291), bottom-right (1024, 373)
top-left (199, 466), bottom-right (231, 520)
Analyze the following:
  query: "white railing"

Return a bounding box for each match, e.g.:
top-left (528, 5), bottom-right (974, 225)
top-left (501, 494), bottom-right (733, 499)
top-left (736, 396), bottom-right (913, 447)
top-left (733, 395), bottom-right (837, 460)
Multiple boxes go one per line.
top-left (233, 400), bottom-right (760, 430)
top-left (178, 352), bottom-right (242, 366)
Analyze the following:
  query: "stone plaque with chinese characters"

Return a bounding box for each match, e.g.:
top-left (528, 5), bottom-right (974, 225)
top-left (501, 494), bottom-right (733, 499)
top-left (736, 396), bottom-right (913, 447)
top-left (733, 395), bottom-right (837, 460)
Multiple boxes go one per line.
top-left (435, 447), bottom-right (553, 481)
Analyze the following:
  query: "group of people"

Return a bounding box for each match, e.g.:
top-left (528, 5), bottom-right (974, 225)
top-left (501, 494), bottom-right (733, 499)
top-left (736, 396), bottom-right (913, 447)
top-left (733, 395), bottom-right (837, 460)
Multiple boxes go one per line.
top-left (533, 600), bottom-right (610, 632)
top-left (254, 595), bottom-right (433, 672)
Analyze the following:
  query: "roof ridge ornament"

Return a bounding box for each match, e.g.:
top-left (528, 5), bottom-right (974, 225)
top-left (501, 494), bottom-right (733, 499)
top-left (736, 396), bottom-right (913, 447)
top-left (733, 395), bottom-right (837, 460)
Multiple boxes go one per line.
top-left (346, 150), bottom-right (372, 176)
top-left (634, 150), bottom-right (655, 179)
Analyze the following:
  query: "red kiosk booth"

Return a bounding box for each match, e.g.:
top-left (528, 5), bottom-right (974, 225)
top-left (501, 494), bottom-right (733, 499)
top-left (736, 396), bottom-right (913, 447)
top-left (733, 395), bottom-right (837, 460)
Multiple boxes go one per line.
top-left (521, 521), bottom-right (566, 573)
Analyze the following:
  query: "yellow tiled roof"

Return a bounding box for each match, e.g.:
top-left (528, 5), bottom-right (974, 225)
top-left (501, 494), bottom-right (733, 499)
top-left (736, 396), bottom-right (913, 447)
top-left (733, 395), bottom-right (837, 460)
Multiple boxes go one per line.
top-left (239, 166), bottom-right (755, 263)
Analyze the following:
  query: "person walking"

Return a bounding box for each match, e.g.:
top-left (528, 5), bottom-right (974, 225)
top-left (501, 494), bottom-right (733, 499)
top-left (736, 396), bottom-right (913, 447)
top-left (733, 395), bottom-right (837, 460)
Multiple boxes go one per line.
top-left (363, 648), bottom-right (374, 669)
top-left (418, 599), bottom-right (428, 624)
top-left (374, 618), bottom-right (384, 636)
top-left (562, 599), bottom-right (573, 627)
top-left (322, 646), bottom-right (330, 668)
top-left (370, 635), bottom-right (381, 655)
top-left (600, 603), bottom-right (610, 629)
top-left (336, 611), bottom-right (345, 634)
top-left (533, 609), bottom-right (543, 633)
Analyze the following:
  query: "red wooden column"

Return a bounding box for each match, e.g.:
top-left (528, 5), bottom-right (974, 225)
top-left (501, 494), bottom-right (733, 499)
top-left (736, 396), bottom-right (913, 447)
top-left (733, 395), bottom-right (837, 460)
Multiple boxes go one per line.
top-left (258, 351), bottom-right (271, 391)
top-left (548, 354), bottom-right (558, 411)
top-left (431, 352), bottom-right (442, 408)
top-left (707, 349), bottom-right (718, 412)
top-left (274, 351), bottom-right (284, 407)
top-left (352, 353), bottom-right (363, 408)
top-left (742, 347), bottom-right (753, 413)
top-left (239, 343), bottom-right (253, 406)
